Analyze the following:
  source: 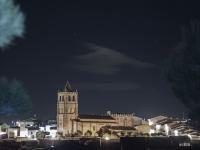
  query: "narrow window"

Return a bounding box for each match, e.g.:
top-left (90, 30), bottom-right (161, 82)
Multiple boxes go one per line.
top-left (73, 95), bottom-right (75, 101)
top-left (62, 96), bottom-right (64, 101)
top-left (124, 118), bottom-right (128, 126)
top-left (68, 96), bottom-right (71, 101)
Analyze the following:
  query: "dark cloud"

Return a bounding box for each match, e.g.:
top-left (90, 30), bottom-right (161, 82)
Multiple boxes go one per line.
top-left (73, 43), bottom-right (157, 75)
top-left (0, 0), bottom-right (25, 50)
top-left (75, 82), bottom-right (139, 92)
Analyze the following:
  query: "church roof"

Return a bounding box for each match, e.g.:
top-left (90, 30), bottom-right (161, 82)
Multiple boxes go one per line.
top-left (105, 126), bottom-right (136, 131)
top-left (64, 81), bottom-right (74, 92)
top-left (78, 114), bottom-right (115, 120)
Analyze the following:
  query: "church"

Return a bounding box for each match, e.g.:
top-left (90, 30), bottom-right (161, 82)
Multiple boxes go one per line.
top-left (57, 82), bottom-right (143, 136)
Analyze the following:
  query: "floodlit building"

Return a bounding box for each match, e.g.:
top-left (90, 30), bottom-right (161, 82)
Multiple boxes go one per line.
top-left (7, 127), bottom-right (19, 138)
top-left (148, 116), bottom-right (200, 138)
top-left (49, 126), bottom-right (57, 138)
top-left (44, 121), bottom-right (57, 138)
top-left (148, 116), bottom-right (168, 126)
top-left (104, 125), bottom-right (137, 136)
top-left (28, 127), bottom-right (39, 139)
top-left (57, 82), bottom-right (144, 136)
top-left (19, 127), bottom-right (28, 137)
top-left (135, 124), bottom-right (151, 134)
top-left (107, 111), bottom-right (143, 126)
top-left (16, 118), bottom-right (36, 128)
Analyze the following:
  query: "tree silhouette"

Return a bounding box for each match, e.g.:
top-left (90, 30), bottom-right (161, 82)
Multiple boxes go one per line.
top-left (74, 130), bottom-right (82, 137)
top-left (0, 77), bottom-right (32, 119)
top-left (84, 130), bottom-right (92, 137)
top-left (97, 126), bottom-right (111, 137)
top-left (36, 131), bottom-right (46, 140)
top-left (164, 20), bottom-right (200, 122)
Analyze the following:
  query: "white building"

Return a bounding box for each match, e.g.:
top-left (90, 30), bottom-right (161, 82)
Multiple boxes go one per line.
top-left (7, 127), bottom-right (19, 138)
top-left (148, 116), bottom-right (200, 138)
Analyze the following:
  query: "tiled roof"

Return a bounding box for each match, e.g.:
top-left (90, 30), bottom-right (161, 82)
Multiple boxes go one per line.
top-left (157, 118), bottom-right (173, 125)
top-left (170, 122), bottom-right (182, 129)
top-left (78, 114), bottom-right (115, 120)
top-left (106, 126), bottom-right (136, 130)
top-left (149, 116), bottom-right (168, 123)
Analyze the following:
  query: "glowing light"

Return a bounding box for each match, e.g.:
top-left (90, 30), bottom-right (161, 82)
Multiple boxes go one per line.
top-left (164, 124), bottom-right (169, 136)
top-left (20, 130), bottom-right (28, 137)
top-left (45, 125), bottom-right (51, 132)
top-left (51, 131), bottom-right (56, 139)
top-left (149, 129), bottom-right (155, 136)
top-left (28, 134), bottom-right (31, 139)
top-left (156, 124), bottom-right (161, 132)
top-left (39, 127), bottom-right (45, 131)
top-left (0, 132), bottom-right (6, 135)
top-left (105, 136), bottom-right (110, 141)
top-left (16, 121), bottom-right (20, 127)
top-left (187, 134), bottom-right (192, 140)
top-left (148, 119), bottom-right (153, 126)
top-left (174, 130), bottom-right (178, 136)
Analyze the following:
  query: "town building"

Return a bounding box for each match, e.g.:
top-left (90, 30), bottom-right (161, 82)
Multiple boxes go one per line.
top-left (148, 116), bottom-right (200, 139)
top-left (57, 82), bottom-right (144, 136)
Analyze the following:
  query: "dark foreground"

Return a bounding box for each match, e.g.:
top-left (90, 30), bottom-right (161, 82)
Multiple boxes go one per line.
top-left (0, 137), bottom-right (200, 150)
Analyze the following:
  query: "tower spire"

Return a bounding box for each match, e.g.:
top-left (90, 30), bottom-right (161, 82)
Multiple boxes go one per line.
top-left (64, 81), bottom-right (73, 92)
top-left (57, 81), bottom-right (78, 135)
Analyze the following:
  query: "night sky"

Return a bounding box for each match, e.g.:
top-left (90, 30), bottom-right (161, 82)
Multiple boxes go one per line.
top-left (1, 1), bottom-right (200, 119)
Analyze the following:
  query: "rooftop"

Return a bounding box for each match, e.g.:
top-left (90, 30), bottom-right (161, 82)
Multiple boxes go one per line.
top-left (106, 126), bottom-right (136, 131)
top-left (58, 81), bottom-right (75, 92)
top-left (78, 114), bottom-right (115, 120)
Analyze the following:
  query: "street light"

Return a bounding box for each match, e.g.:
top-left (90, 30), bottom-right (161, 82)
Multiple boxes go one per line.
top-left (105, 136), bottom-right (110, 141)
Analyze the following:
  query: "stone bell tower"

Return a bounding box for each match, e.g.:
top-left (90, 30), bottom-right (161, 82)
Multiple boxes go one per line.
top-left (57, 82), bottom-right (78, 136)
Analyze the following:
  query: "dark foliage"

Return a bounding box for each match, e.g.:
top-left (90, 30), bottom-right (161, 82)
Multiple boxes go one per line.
top-left (164, 20), bottom-right (200, 122)
top-left (0, 77), bottom-right (32, 118)
top-left (96, 126), bottom-right (112, 137)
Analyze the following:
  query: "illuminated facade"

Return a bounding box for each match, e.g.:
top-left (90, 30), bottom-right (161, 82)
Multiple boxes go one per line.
top-left (57, 82), bottom-right (78, 135)
top-left (57, 82), bottom-right (143, 136)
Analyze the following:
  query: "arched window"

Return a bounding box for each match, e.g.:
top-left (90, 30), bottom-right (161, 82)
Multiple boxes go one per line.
top-left (68, 96), bottom-right (71, 101)
top-left (73, 95), bottom-right (75, 101)
top-left (124, 118), bottom-right (128, 126)
top-left (62, 96), bottom-right (64, 101)
top-left (71, 108), bottom-right (74, 113)
top-left (93, 126), bottom-right (95, 131)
